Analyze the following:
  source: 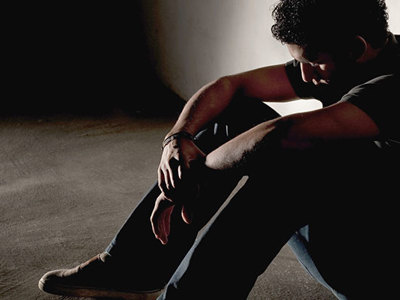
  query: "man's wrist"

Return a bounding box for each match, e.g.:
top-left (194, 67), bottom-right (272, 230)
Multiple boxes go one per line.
top-left (162, 131), bottom-right (194, 150)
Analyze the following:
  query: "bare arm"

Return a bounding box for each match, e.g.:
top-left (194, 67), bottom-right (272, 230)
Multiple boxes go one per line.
top-left (166, 64), bottom-right (298, 138)
top-left (152, 64), bottom-right (299, 244)
top-left (159, 64), bottom-right (298, 192)
top-left (205, 101), bottom-right (380, 172)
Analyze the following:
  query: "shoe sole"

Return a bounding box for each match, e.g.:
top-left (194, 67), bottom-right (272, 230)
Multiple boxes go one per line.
top-left (38, 278), bottom-right (163, 300)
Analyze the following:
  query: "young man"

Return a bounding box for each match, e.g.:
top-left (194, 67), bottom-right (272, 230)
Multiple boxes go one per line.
top-left (39, 0), bottom-right (399, 299)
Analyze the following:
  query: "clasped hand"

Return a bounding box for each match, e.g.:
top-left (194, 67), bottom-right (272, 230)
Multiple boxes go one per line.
top-left (151, 138), bottom-right (205, 245)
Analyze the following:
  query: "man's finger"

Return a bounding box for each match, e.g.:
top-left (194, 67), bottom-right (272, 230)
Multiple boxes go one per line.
top-left (150, 195), bottom-right (175, 245)
top-left (178, 164), bottom-right (183, 180)
top-left (157, 168), bottom-right (165, 190)
top-left (158, 204), bottom-right (174, 244)
top-left (158, 168), bottom-right (174, 198)
top-left (169, 158), bottom-right (183, 189)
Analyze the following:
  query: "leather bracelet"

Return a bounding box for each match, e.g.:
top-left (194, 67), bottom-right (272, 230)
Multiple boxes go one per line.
top-left (162, 131), bottom-right (194, 150)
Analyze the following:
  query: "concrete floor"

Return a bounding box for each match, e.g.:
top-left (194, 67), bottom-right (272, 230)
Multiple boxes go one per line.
top-left (0, 110), bottom-right (336, 300)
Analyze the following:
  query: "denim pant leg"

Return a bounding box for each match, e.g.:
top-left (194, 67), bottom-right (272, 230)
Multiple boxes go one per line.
top-left (288, 226), bottom-right (348, 300)
top-left (105, 98), bottom-right (281, 289)
top-left (159, 175), bottom-right (309, 300)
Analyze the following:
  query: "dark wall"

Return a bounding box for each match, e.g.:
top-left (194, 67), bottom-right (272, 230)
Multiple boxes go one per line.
top-left (5, 2), bottom-right (184, 116)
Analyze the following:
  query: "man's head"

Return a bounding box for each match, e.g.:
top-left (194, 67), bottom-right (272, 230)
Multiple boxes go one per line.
top-left (271, 0), bottom-right (390, 85)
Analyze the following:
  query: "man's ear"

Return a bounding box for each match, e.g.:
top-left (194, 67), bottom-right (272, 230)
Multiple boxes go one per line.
top-left (350, 35), bottom-right (368, 62)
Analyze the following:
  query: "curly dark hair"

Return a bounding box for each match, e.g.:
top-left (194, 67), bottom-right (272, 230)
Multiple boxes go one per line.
top-left (271, 0), bottom-right (389, 54)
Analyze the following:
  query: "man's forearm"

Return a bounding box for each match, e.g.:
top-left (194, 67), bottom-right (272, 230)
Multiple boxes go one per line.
top-left (204, 112), bottom-right (322, 173)
top-left (204, 119), bottom-right (281, 172)
top-left (166, 77), bottom-right (237, 138)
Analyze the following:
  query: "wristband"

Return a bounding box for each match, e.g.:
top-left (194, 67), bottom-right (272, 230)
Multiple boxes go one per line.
top-left (162, 131), bottom-right (194, 150)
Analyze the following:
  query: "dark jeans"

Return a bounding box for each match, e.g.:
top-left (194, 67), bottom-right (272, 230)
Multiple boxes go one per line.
top-left (106, 98), bottom-right (398, 299)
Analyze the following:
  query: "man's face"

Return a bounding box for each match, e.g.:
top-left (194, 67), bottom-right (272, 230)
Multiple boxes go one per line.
top-left (287, 44), bottom-right (349, 86)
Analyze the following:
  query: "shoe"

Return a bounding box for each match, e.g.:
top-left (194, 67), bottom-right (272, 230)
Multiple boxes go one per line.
top-left (38, 252), bottom-right (163, 300)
